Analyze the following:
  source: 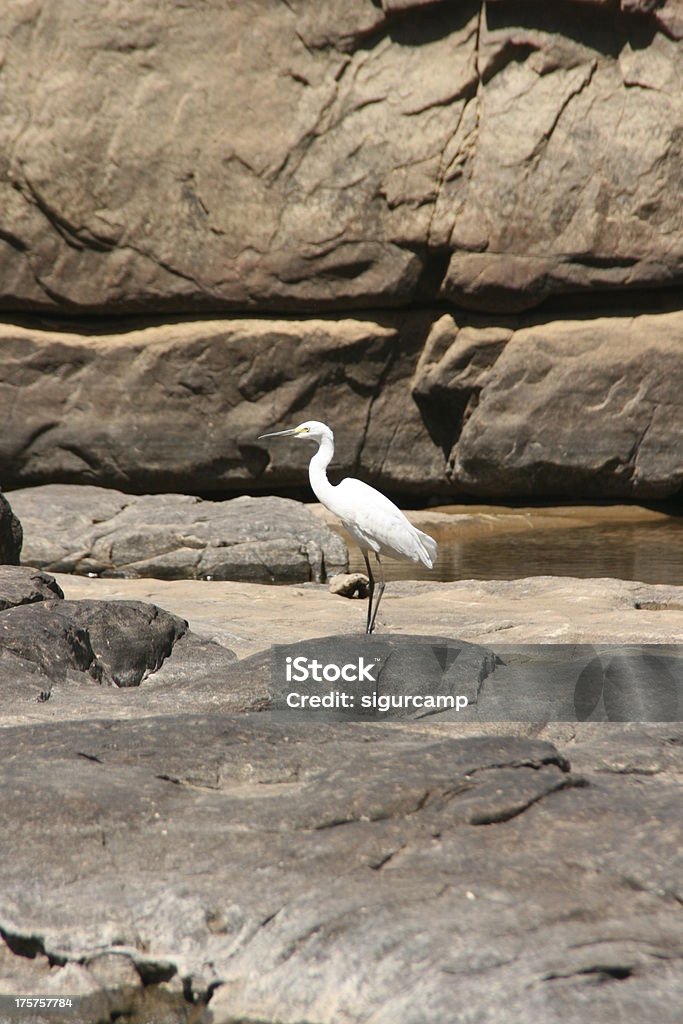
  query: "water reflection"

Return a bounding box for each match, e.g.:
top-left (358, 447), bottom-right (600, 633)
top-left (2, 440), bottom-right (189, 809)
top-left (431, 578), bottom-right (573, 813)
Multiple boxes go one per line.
top-left (340, 508), bottom-right (683, 586)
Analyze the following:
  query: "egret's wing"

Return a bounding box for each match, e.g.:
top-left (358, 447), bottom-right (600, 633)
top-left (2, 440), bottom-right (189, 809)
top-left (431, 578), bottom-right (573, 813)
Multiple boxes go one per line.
top-left (335, 478), bottom-right (437, 566)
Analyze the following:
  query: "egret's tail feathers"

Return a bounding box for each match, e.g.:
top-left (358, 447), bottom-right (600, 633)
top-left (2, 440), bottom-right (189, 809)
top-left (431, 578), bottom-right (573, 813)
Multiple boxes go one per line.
top-left (416, 529), bottom-right (438, 569)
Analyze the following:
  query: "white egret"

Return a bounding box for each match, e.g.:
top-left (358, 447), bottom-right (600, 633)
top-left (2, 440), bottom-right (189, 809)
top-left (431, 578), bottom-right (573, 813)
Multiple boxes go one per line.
top-left (258, 421), bottom-right (437, 633)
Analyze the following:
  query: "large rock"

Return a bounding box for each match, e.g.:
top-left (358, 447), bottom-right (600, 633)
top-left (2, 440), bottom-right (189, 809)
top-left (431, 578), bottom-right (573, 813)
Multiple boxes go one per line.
top-left (9, 485), bottom-right (348, 583)
top-left (0, 1), bottom-right (681, 315)
top-left (4, 310), bottom-right (683, 499)
top-left (0, 493), bottom-right (22, 564)
top-left (0, 599), bottom-right (188, 687)
top-left (0, 715), bottom-right (681, 1022)
top-left (415, 308), bottom-right (683, 499)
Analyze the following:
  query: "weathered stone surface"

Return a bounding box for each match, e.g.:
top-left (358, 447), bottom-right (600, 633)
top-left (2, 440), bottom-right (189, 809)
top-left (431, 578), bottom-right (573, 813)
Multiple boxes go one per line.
top-left (1, 2), bottom-right (682, 315)
top-left (414, 308), bottom-right (683, 499)
top-left (0, 621), bottom-right (495, 729)
top-left (5, 310), bottom-right (683, 500)
top-left (9, 484), bottom-right (348, 583)
top-left (0, 493), bottom-right (22, 564)
top-left (0, 715), bottom-right (681, 1023)
top-left (7, 595), bottom-right (682, 727)
top-left (0, 568), bottom-right (681, 1020)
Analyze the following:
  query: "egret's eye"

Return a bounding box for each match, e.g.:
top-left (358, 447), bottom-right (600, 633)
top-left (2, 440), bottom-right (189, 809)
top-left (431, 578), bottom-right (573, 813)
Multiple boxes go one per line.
top-left (300, 426), bottom-right (310, 433)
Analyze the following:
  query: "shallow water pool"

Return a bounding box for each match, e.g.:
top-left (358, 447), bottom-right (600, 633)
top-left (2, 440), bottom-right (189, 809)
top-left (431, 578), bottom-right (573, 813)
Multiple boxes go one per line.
top-left (332, 505), bottom-right (683, 586)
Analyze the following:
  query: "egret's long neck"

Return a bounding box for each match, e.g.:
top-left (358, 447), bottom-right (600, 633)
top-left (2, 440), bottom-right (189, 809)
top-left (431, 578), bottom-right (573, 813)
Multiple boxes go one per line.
top-left (308, 435), bottom-right (336, 507)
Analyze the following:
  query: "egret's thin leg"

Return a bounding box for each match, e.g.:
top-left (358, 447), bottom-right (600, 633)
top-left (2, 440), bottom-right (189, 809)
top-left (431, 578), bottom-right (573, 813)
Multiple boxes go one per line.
top-left (368, 553), bottom-right (385, 634)
top-left (362, 551), bottom-right (375, 634)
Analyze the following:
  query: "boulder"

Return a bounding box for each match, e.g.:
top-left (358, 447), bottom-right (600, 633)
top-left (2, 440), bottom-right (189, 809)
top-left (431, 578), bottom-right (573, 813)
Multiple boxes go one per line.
top-left (0, 581), bottom-right (248, 720)
top-left (0, 492), bottom-right (22, 564)
top-left (0, 599), bottom-right (188, 688)
top-left (9, 485), bottom-right (348, 583)
top-left (0, 2), bottom-right (681, 315)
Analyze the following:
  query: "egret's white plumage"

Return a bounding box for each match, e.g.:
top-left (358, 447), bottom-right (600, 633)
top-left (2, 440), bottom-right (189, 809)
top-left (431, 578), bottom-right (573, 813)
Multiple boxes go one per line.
top-left (258, 420), bottom-right (438, 632)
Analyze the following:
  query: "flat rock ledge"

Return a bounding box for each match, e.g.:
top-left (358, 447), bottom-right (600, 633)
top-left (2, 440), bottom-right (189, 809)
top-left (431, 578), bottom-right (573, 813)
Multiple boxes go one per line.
top-left (7, 484), bottom-right (348, 584)
top-left (0, 568), bottom-right (496, 729)
top-left (51, 571), bottom-right (683, 657)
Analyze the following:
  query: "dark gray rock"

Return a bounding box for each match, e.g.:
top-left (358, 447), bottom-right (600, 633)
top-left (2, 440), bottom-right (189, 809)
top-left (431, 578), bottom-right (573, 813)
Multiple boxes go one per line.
top-left (0, 715), bottom-right (680, 1023)
top-left (0, 599), bottom-right (188, 687)
top-left (0, 492), bottom-right (22, 564)
top-left (145, 634), bottom-right (265, 714)
top-left (0, 591), bottom-right (252, 722)
top-left (0, 565), bottom-right (64, 611)
top-left (8, 485), bottom-right (348, 583)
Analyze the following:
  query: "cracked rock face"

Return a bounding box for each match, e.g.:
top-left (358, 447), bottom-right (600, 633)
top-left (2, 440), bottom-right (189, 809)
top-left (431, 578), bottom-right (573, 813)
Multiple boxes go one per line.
top-left (8, 485), bottom-right (348, 583)
top-left (1, 1), bottom-right (682, 314)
